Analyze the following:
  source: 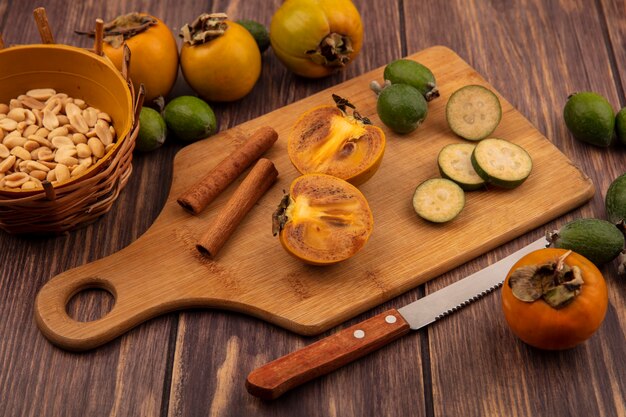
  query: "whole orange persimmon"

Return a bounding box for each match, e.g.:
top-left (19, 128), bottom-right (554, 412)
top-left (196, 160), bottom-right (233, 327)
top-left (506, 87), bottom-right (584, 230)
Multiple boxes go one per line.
top-left (100, 13), bottom-right (179, 103)
top-left (501, 248), bottom-right (608, 350)
top-left (179, 13), bottom-right (261, 102)
top-left (270, 0), bottom-right (363, 78)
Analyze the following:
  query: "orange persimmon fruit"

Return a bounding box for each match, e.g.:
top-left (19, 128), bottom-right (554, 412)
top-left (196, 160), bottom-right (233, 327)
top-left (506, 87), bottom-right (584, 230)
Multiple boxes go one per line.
top-left (272, 173), bottom-right (373, 265)
top-left (288, 97), bottom-right (385, 186)
top-left (101, 13), bottom-right (179, 103)
top-left (179, 13), bottom-right (261, 102)
top-left (270, 0), bottom-right (363, 78)
top-left (501, 248), bottom-right (608, 350)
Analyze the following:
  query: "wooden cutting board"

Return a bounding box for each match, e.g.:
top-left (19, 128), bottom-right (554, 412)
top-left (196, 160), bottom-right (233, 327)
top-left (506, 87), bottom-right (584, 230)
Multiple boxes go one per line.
top-left (35, 46), bottom-right (594, 351)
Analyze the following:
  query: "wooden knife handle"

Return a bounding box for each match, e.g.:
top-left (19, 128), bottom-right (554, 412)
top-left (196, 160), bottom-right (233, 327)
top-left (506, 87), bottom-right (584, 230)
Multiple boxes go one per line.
top-left (246, 309), bottom-right (411, 400)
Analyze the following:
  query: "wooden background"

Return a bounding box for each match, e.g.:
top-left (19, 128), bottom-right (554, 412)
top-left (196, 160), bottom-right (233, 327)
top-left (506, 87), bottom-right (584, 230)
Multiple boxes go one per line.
top-left (0, 0), bottom-right (624, 416)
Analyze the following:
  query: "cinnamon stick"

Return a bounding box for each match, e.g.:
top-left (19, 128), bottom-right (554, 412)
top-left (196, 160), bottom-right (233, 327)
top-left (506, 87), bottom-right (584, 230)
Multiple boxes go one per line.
top-left (33, 7), bottom-right (55, 44)
top-left (0, 33), bottom-right (5, 50)
top-left (178, 126), bottom-right (279, 214)
top-left (196, 158), bottom-right (278, 257)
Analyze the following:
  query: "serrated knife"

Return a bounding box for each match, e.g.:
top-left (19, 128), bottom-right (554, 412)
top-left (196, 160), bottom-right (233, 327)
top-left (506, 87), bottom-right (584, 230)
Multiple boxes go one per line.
top-left (246, 237), bottom-right (547, 399)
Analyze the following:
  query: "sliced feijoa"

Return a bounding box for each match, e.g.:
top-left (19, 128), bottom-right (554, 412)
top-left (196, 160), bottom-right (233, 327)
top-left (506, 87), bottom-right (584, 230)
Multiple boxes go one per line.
top-left (437, 143), bottom-right (485, 191)
top-left (471, 138), bottom-right (532, 188)
top-left (412, 178), bottom-right (465, 223)
top-left (446, 85), bottom-right (502, 141)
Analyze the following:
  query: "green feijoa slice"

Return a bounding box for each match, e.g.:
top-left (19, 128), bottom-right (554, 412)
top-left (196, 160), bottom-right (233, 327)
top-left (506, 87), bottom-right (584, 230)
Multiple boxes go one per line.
top-left (384, 59), bottom-right (440, 101)
top-left (412, 178), bottom-right (465, 223)
top-left (471, 138), bottom-right (532, 188)
top-left (446, 85), bottom-right (502, 141)
top-left (615, 107), bottom-right (626, 146)
top-left (437, 143), bottom-right (485, 191)
top-left (605, 172), bottom-right (626, 224)
top-left (548, 218), bottom-right (625, 265)
top-left (376, 83), bottom-right (428, 134)
top-left (563, 92), bottom-right (615, 147)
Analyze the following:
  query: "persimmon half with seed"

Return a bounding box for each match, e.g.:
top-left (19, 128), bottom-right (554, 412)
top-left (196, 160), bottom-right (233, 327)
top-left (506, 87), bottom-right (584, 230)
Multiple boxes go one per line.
top-left (272, 173), bottom-right (373, 265)
top-left (288, 96), bottom-right (385, 186)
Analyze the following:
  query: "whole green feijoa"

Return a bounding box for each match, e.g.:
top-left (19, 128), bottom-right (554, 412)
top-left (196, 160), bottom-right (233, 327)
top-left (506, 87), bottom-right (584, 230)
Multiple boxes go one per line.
top-left (605, 172), bottom-right (626, 224)
top-left (375, 83), bottom-right (428, 134)
top-left (563, 92), bottom-right (615, 147)
top-left (236, 19), bottom-right (270, 53)
top-left (547, 218), bottom-right (625, 265)
top-left (615, 107), bottom-right (626, 146)
top-left (135, 107), bottom-right (167, 152)
top-left (384, 59), bottom-right (440, 101)
top-left (163, 96), bottom-right (217, 143)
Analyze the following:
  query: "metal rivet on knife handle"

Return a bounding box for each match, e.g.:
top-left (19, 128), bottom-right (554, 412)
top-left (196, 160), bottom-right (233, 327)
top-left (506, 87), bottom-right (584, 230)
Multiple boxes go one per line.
top-left (385, 315), bottom-right (397, 324)
top-left (353, 330), bottom-right (365, 339)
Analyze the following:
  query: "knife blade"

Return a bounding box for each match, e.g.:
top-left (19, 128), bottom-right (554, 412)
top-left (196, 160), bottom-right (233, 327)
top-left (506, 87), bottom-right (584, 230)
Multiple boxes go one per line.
top-left (246, 237), bottom-right (547, 400)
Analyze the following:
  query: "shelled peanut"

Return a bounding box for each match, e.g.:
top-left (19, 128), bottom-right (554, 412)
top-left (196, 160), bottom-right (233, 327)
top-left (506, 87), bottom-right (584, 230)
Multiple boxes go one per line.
top-left (0, 88), bottom-right (116, 190)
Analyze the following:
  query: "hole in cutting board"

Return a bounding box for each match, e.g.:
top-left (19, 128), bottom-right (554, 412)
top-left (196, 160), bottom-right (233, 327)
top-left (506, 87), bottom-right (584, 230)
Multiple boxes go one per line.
top-left (66, 287), bottom-right (115, 322)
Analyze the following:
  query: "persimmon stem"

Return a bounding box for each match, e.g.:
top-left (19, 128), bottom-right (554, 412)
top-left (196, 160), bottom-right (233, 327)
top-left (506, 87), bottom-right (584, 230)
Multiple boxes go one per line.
top-left (331, 94), bottom-right (371, 125)
top-left (75, 13), bottom-right (157, 48)
top-left (509, 250), bottom-right (583, 309)
top-left (306, 32), bottom-right (353, 68)
top-left (180, 13), bottom-right (228, 46)
top-left (554, 250), bottom-right (572, 286)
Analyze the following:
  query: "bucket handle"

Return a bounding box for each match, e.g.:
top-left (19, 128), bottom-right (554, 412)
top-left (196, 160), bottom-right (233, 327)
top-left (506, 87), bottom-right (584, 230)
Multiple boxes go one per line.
top-left (93, 18), bottom-right (104, 56)
top-left (33, 7), bottom-right (55, 44)
top-left (121, 44), bottom-right (131, 84)
top-left (133, 84), bottom-right (145, 129)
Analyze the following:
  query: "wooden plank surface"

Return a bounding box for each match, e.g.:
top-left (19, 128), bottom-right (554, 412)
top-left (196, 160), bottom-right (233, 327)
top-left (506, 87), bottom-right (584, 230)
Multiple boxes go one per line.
top-left (0, 1), bottom-right (625, 417)
top-left (404, 1), bottom-right (626, 417)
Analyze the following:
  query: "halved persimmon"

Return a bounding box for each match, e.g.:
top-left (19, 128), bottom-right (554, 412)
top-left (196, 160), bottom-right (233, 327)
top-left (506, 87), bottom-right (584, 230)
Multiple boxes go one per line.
top-left (287, 96), bottom-right (385, 186)
top-left (272, 173), bottom-right (373, 265)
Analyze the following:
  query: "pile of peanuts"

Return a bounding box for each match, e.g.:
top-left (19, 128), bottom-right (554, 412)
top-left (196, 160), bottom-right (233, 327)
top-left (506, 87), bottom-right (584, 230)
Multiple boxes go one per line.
top-left (0, 88), bottom-right (116, 190)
